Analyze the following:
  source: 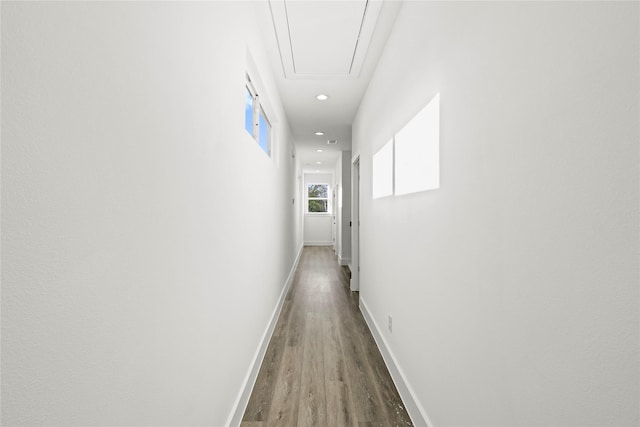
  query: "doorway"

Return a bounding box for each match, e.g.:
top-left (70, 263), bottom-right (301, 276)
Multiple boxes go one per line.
top-left (332, 186), bottom-right (337, 252)
top-left (351, 156), bottom-right (360, 291)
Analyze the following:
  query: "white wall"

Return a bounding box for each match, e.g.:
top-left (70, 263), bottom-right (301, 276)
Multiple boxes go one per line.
top-left (303, 172), bottom-right (333, 246)
top-left (1, 2), bottom-right (302, 425)
top-left (352, 2), bottom-right (639, 426)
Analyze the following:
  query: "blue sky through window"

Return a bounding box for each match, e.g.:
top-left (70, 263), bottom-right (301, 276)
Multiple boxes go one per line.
top-left (259, 111), bottom-right (269, 155)
top-left (245, 80), bottom-right (271, 157)
top-left (244, 87), bottom-right (253, 137)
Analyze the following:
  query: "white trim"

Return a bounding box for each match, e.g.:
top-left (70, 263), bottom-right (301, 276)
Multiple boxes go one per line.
top-left (350, 156), bottom-right (360, 291)
top-left (338, 256), bottom-right (351, 266)
top-left (303, 242), bottom-right (333, 247)
top-left (225, 244), bottom-right (304, 427)
top-left (359, 297), bottom-right (435, 427)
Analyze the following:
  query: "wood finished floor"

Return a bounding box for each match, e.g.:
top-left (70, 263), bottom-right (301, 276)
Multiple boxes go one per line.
top-left (241, 246), bottom-right (413, 427)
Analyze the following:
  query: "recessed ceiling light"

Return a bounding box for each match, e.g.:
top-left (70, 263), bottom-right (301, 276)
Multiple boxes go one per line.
top-left (316, 149), bottom-right (323, 153)
top-left (314, 131), bottom-right (324, 136)
top-left (316, 94), bottom-right (329, 101)
top-left (315, 161), bottom-right (322, 165)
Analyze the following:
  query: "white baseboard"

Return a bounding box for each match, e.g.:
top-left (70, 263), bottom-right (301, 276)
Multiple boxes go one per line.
top-left (359, 297), bottom-right (434, 427)
top-left (225, 244), bottom-right (304, 427)
top-left (303, 242), bottom-right (333, 246)
top-left (338, 256), bottom-right (351, 266)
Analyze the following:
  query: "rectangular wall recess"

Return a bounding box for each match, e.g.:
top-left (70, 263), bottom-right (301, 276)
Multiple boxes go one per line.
top-left (394, 93), bottom-right (440, 196)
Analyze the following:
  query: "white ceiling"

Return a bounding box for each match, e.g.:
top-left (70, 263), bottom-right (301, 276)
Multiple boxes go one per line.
top-left (263, 0), bottom-right (403, 173)
top-left (287, 0), bottom-right (367, 74)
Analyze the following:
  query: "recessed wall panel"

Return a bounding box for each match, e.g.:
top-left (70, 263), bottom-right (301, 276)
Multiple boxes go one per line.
top-left (394, 93), bottom-right (440, 195)
top-left (372, 139), bottom-right (394, 199)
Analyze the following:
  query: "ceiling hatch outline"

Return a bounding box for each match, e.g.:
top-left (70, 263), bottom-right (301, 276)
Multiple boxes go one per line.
top-left (269, 0), bottom-right (383, 79)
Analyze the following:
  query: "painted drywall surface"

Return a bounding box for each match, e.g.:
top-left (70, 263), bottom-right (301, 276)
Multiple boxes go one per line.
top-left (303, 215), bottom-right (333, 246)
top-left (303, 173), bottom-right (333, 245)
top-left (353, 2), bottom-right (639, 426)
top-left (1, 2), bottom-right (300, 425)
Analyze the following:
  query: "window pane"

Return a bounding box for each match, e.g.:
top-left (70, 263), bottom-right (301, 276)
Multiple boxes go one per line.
top-left (308, 199), bottom-right (328, 213)
top-left (308, 184), bottom-right (328, 198)
top-left (258, 110), bottom-right (270, 155)
top-left (245, 87), bottom-right (253, 137)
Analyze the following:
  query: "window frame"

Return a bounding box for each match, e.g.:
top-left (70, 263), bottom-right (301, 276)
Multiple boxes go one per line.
top-left (245, 82), bottom-right (257, 139)
top-left (258, 105), bottom-right (271, 156)
top-left (245, 75), bottom-right (272, 157)
top-left (306, 183), bottom-right (331, 214)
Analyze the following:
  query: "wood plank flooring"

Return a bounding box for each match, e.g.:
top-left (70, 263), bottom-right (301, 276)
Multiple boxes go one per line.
top-left (241, 246), bottom-right (413, 427)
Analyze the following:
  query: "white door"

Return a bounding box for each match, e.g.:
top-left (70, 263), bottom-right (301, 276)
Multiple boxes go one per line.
top-left (351, 157), bottom-right (360, 291)
top-left (332, 187), bottom-right (337, 252)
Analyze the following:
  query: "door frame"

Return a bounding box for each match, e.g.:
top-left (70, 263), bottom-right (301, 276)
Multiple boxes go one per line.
top-left (332, 186), bottom-right (337, 252)
top-left (351, 156), bottom-right (360, 291)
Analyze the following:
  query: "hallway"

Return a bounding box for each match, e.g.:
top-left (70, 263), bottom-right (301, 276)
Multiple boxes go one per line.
top-left (241, 247), bottom-right (412, 426)
top-left (2, 1), bottom-right (638, 425)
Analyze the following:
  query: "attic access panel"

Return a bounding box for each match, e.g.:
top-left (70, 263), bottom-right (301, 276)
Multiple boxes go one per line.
top-left (269, 0), bottom-right (382, 79)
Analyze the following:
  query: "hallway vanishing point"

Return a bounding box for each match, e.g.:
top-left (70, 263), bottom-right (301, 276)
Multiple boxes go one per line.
top-left (241, 247), bottom-right (412, 426)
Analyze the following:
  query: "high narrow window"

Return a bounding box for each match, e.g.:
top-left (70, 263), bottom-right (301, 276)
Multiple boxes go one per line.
top-left (307, 183), bottom-right (329, 213)
top-left (244, 86), bottom-right (254, 137)
top-left (245, 75), bottom-right (271, 157)
top-left (258, 108), bottom-right (271, 156)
